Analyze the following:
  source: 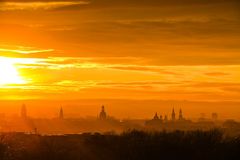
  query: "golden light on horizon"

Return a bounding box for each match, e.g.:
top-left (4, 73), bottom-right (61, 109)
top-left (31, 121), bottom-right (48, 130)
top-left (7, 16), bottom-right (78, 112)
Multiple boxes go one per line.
top-left (0, 0), bottom-right (239, 119)
top-left (0, 57), bottom-right (26, 85)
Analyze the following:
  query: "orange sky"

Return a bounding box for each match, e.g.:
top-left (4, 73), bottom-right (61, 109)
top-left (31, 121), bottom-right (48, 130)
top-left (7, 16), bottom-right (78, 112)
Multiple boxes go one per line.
top-left (0, 0), bottom-right (240, 118)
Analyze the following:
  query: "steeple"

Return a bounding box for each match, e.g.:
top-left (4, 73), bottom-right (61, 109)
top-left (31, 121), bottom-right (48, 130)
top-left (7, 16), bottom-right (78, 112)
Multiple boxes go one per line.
top-left (99, 105), bottom-right (107, 120)
top-left (153, 112), bottom-right (159, 120)
top-left (179, 108), bottom-right (183, 120)
top-left (21, 104), bottom-right (27, 119)
top-left (59, 107), bottom-right (64, 119)
top-left (171, 107), bottom-right (175, 121)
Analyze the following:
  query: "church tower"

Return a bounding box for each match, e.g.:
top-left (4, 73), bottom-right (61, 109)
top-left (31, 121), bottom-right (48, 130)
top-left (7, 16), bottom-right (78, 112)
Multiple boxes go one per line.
top-left (153, 112), bottom-right (159, 120)
top-left (99, 105), bottom-right (107, 120)
top-left (179, 108), bottom-right (183, 120)
top-left (171, 108), bottom-right (175, 121)
top-left (21, 104), bottom-right (27, 119)
top-left (59, 107), bottom-right (64, 119)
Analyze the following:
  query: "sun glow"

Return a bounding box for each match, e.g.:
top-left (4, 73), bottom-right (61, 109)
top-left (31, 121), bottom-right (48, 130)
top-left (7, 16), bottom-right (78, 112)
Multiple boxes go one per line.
top-left (0, 57), bottom-right (25, 85)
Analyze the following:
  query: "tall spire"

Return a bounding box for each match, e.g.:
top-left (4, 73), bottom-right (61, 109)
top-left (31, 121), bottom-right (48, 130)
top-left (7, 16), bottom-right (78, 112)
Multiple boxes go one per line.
top-left (179, 108), bottom-right (183, 120)
top-left (21, 104), bottom-right (27, 119)
top-left (171, 107), bottom-right (175, 121)
top-left (99, 105), bottom-right (107, 120)
top-left (59, 106), bottom-right (64, 119)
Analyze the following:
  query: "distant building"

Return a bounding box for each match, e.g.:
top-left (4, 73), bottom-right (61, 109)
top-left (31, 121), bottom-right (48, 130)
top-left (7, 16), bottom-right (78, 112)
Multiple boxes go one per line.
top-left (171, 108), bottom-right (175, 121)
top-left (145, 112), bottom-right (163, 126)
top-left (21, 104), bottom-right (27, 119)
top-left (59, 107), bottom-right (64, 119)
top-left (159, 115), bottom-right (163, 121)
top-left (179, 109), bottom-right (184, 120)
top-left (199, 113), bottom-right (206, 121)
top-left (153, 112), bottom-right (159, 120)
top-left (164, 115), bottom-right (168, 122)
top-left (99, 106), bottom-right (107, 120)
top-left (212, 113), bottom-right (218, 121)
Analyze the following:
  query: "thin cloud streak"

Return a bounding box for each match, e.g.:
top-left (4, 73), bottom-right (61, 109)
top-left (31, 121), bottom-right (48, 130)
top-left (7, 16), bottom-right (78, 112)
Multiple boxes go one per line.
top-left (0, 1), bottom-right (89, 11)
top-left (0, 48), bottom-right (54, 54)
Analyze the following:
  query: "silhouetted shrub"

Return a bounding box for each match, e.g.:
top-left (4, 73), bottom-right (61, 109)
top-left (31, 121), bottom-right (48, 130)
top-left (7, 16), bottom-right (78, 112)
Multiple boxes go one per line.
top-left (0, 130), bottom-right (239, 160)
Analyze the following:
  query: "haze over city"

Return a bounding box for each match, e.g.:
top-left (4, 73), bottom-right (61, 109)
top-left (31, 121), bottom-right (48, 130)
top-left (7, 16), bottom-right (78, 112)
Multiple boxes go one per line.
top-left (0, 1), bottom-right (240, 159)
top-left (0, 0), bottom-right (240, 120)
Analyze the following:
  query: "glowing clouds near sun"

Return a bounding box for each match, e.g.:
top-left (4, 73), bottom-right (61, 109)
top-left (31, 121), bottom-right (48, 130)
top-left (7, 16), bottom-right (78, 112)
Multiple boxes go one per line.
top-left (0, 57), bottom-right (26, 85)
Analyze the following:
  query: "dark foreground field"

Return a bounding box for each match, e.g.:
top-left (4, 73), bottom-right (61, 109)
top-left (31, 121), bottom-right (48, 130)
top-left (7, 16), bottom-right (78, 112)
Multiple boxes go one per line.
top-left (0, 130), bottom-right (240, 160)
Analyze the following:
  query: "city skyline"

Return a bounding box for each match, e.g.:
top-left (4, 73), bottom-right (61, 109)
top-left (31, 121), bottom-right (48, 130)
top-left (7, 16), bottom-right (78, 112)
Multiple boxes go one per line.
top-left (0, 0), bottom-right (240, 119)
top-left (0, 102), bottom-right (228, 121)
top-left (0, 1), bottom-right (240, 159)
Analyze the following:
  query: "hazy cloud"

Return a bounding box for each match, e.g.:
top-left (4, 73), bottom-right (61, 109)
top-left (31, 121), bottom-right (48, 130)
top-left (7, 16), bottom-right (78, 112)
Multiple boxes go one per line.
top-left (1, 0), bottom-right (240, 102)
top-left (0, 1), bottom-right (89, 11)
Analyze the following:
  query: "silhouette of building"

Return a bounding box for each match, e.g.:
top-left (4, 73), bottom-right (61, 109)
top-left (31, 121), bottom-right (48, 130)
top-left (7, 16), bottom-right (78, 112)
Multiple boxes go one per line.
top-left (59, 107), bottom-right (64, 119)
top-left (179, 109), bottom-right (184, 120)
top-left (164, 115), bottom-right (168, 122)
top-left (159, 115), bottom-right (163, 121)
top-left (99, 105), bottom-right (107, 120)
top-left (153, 112), bottom-right (159, 120)
top-left (21, 104), bottom-right (27, 119)
top-left (212, 113), bottom-right (218, 121)
top-left (171, 108), bottom-right (175, 121)
top-left (199, 113), bottom-right (206, 121)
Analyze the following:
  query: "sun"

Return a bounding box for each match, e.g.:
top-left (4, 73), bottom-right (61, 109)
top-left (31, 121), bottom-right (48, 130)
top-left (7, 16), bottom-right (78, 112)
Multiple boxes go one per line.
top-left (0, 57), bottom-right (25, 85)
